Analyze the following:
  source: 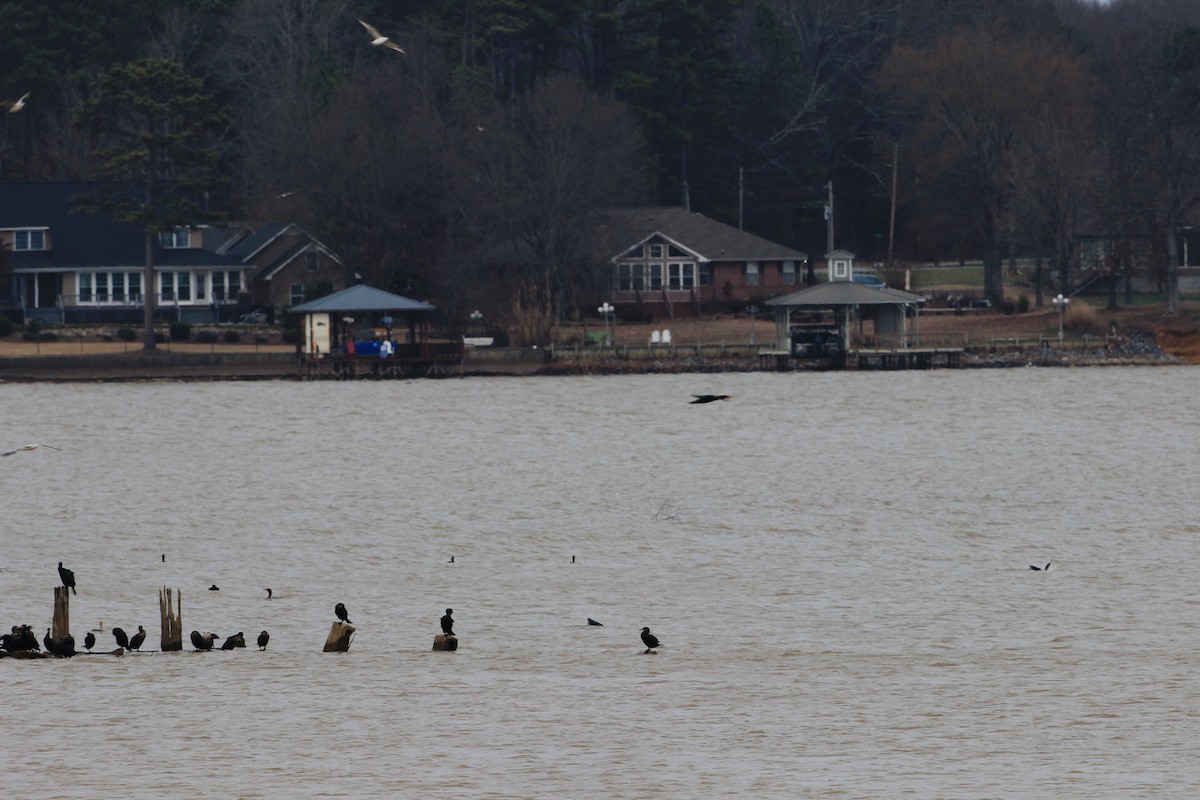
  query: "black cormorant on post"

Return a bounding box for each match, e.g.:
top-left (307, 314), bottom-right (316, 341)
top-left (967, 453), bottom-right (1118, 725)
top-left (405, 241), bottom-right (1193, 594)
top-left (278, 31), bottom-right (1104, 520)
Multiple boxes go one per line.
top-left (44, 628), bottom-right (57, 655)
top-left (84, 631), bottom-right (96, 652)
top-left (689, 394), bottom-right (730, 404)
top-left (440, 608), bottom-right (454, 636)
top-left (335, 602), bottom-right (352, 624)
top-left (640, 626), bottom-right (660, 653)
top-left (112, 627), bottom-right (129, 649)
top-left (128, 626), bottom-right (146, 651)
top-left (57, 561), bottom-right (77, 594)
top-left (60, 633), bottom-right (76, 657)
top-left (257, 631), bottom-right (270, 650)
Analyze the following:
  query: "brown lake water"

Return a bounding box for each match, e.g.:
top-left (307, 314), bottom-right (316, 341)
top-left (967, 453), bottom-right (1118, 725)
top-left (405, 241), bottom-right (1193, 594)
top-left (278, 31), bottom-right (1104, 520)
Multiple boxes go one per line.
top-left (2, 368), bottom-right (1199, 798)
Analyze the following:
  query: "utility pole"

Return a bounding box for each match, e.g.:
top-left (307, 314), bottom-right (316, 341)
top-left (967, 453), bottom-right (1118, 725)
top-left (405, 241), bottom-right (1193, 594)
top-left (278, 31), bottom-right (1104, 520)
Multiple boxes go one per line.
top-left (825, 181), bottom-right (834, 256)
top-left (888, 142), bottom-right (898, 270)
top-left (738, 167), bottom-right (744, 230)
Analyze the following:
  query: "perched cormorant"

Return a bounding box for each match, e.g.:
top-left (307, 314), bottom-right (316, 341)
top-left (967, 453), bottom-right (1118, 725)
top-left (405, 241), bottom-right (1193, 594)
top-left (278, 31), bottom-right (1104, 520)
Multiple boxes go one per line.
top-left (57, 561), bottom-right (77, 595)
top-left (689, 394), bottom-right (730, 404)
top-left (440, 608), bottom-right (455, 636)
top-left (1030, 562), bottom-right (1052, 571)
top-left (128, 626), bottom-right (146, 651)
top-left (112, 627), bottom-right (129, 649)
top-left (587, 618), bottom-right (604, 627)
top-left (44, 628), bottom-right (57, 656)
top-left (257, 630), bottom-right (270, 650)
top-left (190, 631), bottom-right (218, 651)
top-left (640, 626), bottom-right (661, 653)
top-left (221, 632), bottom-right (245, 650)
top-left (60, 633), bottom-right (76, 657)
top-left (335, 602), bottom-right (352, 624)
top-left (83, 631), bottom-right (96, 652)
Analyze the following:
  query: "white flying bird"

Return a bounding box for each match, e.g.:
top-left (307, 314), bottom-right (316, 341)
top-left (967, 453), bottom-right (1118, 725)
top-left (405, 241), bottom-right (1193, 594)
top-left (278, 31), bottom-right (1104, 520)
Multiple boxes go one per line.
top-left (1, 443), bottom-right (62, 457)
top-left (3, 92), bottom-right (30, 112)
top-left (358, 19), bottom-right (405, 53)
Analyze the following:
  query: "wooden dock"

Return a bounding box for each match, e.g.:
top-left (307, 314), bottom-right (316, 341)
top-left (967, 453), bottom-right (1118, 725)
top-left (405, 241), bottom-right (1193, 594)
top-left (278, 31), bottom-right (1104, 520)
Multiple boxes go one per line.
top-left (299, 341), bottom-right (465, 380)
top-left (851, 333), bottom-right (965, 370)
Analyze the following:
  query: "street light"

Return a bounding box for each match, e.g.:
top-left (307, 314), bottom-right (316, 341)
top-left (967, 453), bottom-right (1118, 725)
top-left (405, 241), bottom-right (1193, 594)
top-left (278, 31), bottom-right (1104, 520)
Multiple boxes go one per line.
top-left (598, 302), bottom-right (614, 347)
top-left (1052, 293), bottom-right (1069, 343)
top-left (470, 309), bottom-right (482, 334)
top-left (746, 304), bottom-right (759, 346)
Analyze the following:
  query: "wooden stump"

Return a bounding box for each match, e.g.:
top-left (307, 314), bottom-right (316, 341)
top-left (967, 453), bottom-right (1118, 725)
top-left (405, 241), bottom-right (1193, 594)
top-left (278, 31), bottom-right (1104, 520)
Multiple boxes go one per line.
top-left (323, 621), bottom-right (356, 652)
top-left (159, 587), bottom-right (183, 651)
top-left (432, 634), bottom-right (458, 651)
top-left (52, 586), bottom-right (70, 646)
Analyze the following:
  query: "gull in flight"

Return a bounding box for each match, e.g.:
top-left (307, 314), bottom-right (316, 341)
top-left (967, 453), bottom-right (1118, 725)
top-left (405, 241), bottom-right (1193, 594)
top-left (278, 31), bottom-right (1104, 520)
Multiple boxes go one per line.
top-left (2, 443), bottom-right (62, 457)
top-left (358, 20), bottom-right (405, 53)
top-left (3, 92), bottom-right (30, 112)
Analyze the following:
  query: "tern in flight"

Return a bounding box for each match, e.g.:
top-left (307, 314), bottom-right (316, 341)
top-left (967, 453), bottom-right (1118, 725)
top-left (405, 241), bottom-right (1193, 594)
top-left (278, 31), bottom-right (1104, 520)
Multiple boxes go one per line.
top-left (358, 20), bottom-right (406, 53)
top-left (2, 443), bottom-right (62, 456)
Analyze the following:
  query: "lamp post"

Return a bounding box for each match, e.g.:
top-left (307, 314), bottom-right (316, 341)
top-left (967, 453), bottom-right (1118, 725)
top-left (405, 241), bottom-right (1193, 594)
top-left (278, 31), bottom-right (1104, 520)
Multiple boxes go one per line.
top-left (598, 302), bottom-right (614, 347)
top-left (470, 309), bottom-right (482, 335)
top-left (747, 304), bottom-right (759, 346)
top-left (1052, 293), bottom-right (1069, 343)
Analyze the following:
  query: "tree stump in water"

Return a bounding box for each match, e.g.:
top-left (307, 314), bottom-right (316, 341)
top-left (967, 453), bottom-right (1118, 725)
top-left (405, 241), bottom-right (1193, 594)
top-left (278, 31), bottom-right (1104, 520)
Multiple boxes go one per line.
top-left (323, 621), bottom-right (355, 652)
top-left (159, 586), bottom-right (183, 651)
top-left (432, 634), bottom-right (458, 651)
top-left (51, 586), bottom-right (71, 651)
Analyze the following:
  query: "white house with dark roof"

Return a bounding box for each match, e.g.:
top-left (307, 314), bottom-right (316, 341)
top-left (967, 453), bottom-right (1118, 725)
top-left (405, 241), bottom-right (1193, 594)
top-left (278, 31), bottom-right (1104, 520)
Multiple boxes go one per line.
top-left (598, 206), bottom-right (808, 317)
top-left (0, 182), bottom-right (350, 325)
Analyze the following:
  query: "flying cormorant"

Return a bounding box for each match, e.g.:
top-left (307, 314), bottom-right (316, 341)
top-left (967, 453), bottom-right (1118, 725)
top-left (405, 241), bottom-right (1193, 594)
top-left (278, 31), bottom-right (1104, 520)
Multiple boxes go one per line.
top-left (1030, 562), bottom-right (1052, 571)
top-left (128, 626), bottom-right (146, 651)
top-left (689, 394), bottom-right (730, 404)
top-left (440, 609), bottom-right (455, 636)
top-left (112, 627), bottom-right (129, 649)
top-left (83, 631), bottom-right (96, 652)
top-left (640, 626), bottom-right (661, 653)
top-left (57, 561), bottom-right (77, 595)
top-left (257, 631), bottom-right (270, 650)
top-left (335, 602), bottom-right (352, 624)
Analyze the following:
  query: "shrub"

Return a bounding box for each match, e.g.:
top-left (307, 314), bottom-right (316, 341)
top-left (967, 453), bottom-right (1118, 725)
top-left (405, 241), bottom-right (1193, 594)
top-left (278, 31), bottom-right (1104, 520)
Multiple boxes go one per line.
top-left (169, 321), bottom-right (192, 341)
top-left (1016, 295), bottom-right (1030, 314)
top-left (195, 331), bottom-right (219, 344)
top-left (116, 326), bottom-right (138, 342)
top-left (1064, 301), bottom-right (1104, 335)
top-left (223, 330), bottom-right (241, 344)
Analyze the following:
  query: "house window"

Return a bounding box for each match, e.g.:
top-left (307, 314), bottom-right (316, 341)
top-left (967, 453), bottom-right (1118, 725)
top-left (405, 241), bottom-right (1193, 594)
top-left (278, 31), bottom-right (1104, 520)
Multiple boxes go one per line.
top-left (668, 245), bottom-right (689, 258)
top-left (782, 260), bottom-right (796, 285)
top-left (159, 228), bottom-right (190, 248)
top-left (95, 272), bottom-right (109, 302)
top-left (648, 243), bottom-right (663, 259)
top-left (79, 273), bottom-right (93, 302)
top-left (194, 273), bottom-right (205, 301)
top-left (160, 272), bottom-right (175, 301)
top-left (177, 271), bottom-right (192, 301)
top-left (306, 251), bottom-right (319, 272)
top-left (290, 282), bottom-right (304, 305)
top-left (619, 263), bottom-right (645, 291)
top-left (698, 264), bottom-right (712, 286)
top-left (648, 263), bottom-right (663, 290)
top-left (668, 262), bottom-right (696, 289)
top-left (112, 273), bottom-right (125, 302)
top-left (227, 271), bottom-right (241, 298)
top-left (746, 261), bottom-right (760, 286)
top-left (623, 245), bottom-right (642, 259)
top-left (13, 229), bottom-right (46, 251)
top-left (129, 273), bottom-right (141, 303)
top-left (212, 271), bottom-right (225, 300)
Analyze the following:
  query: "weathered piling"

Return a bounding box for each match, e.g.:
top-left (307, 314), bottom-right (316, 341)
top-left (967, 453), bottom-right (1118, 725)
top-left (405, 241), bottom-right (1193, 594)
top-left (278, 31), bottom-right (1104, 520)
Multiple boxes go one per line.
top-left (323, 621), bottom-right (356, 652)
top-left (432, 634), bottom-right (458, 651)
top-left (52, 586), bottom-right (70, 645)
top-left (159, 586), bottom-right (183, 651)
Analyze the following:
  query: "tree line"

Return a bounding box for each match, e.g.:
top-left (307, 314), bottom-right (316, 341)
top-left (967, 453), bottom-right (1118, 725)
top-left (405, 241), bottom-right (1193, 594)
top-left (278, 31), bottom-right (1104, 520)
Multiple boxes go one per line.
top-left (2, 0), bottom-right (1200, 341)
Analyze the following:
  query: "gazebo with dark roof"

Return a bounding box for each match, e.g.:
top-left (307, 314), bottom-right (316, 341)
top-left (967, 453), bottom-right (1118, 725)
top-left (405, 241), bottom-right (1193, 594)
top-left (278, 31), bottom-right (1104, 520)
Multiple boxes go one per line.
top-left (290, 285), bottom-right (462, 378)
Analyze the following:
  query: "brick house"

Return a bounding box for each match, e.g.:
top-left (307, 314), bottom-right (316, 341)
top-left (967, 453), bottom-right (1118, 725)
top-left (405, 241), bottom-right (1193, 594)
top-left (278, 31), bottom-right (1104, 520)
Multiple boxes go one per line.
top-left (598, 206), bottom-right (808, 318)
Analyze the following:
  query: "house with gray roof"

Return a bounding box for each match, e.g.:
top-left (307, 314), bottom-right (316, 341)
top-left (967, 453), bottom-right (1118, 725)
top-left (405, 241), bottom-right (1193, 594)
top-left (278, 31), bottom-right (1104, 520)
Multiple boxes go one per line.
top-left (598, 206), bottom-right (808, 318)
top-left (0, 182), bottom-right (350, 325)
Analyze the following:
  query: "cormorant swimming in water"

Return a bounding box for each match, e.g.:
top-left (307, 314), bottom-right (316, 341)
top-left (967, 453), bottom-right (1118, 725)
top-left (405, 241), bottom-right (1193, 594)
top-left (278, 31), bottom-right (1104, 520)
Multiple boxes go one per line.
top-left (112, 627), bottom-right (129, 649)
top-left (335, 602), bottom-right (352, 624)
top-left (221, 632), bottom-right (245, 650)
top-left (440, 608), bottom-right (455, 636)
top-left (1030, 562), bottom-right (1052, 571)
top-left (257, 631), bottom-right (270, 650)
top-left (84, 631), bottom-right (96, 652)
top-left (128, 626), bottom-right (147, 651)
top-left (265, 588), bottom-right (272, 599)
top-left (57, 561), bottom-right (77, 595)
top-left (208, 584), bottom-right (220, 591)
top-left (689, 394), bottom-right (730, 404)
top-left (640, 626), bottom-right (661, 653)
top-left (587, 618), bottom-right (603, 626)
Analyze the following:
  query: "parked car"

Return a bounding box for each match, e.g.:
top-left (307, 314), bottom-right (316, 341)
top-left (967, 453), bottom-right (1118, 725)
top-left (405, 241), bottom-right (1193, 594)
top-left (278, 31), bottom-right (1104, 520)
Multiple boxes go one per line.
top-left (852, 273), bottom-right (887, 290)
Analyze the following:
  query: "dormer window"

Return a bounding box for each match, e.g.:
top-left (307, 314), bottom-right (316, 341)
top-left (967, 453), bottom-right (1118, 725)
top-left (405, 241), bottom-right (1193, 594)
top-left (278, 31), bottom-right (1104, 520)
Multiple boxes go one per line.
top-left (12, 229), bottom-right (47, 251)
top-left (159, 227), bottom-right (190, 248)
top-left (306, 251), bottom-right (319, 272)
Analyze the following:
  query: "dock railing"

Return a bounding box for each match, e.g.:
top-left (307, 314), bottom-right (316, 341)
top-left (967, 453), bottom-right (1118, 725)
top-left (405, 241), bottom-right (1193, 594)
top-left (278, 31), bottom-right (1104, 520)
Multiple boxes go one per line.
top-left (853, 332), bottom-right (966, 352)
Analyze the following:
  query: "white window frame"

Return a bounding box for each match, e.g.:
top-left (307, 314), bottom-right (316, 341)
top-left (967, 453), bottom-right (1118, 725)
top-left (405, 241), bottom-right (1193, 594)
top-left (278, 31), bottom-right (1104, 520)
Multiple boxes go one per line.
top-left (159, 228), bottom-right (190, 248)
top-left (13, 229), bottom-right (47, 251)
top-left (746, 261), bottom-right (760, 286)
top-left (782, 260), bottom-right (796, 285)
